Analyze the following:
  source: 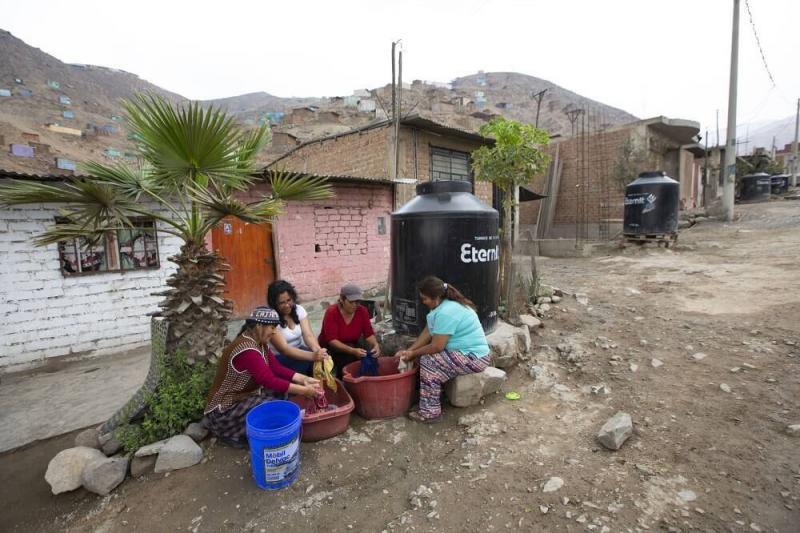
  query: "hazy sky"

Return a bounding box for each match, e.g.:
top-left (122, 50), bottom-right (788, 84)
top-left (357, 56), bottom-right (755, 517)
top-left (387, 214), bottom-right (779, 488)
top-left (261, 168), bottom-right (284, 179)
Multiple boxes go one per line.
top-left (3, 0), bottom-right (799, 139)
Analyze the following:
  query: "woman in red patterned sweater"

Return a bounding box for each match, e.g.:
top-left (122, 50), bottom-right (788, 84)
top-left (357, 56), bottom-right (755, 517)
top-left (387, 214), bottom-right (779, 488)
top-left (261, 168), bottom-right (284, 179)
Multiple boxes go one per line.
top-left (204, 306), bottom-right (321, 448)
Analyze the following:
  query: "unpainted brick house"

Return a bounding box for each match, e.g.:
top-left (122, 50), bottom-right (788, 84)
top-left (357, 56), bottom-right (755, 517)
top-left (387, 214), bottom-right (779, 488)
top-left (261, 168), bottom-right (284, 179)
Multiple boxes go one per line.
top-left (260, 115), bottom-right (495, 301)
top-left (520, 116), bottom-right (704, 240)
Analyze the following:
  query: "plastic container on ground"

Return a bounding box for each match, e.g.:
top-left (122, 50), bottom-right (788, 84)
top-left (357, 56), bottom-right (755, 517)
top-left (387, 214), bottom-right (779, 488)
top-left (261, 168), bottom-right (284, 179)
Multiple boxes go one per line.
top-left (343, 356), bottom-right (419, 419)
top-left (289, 378), bottom-right (354, 442)
top-left (245, 400), bottom-right (302, 490)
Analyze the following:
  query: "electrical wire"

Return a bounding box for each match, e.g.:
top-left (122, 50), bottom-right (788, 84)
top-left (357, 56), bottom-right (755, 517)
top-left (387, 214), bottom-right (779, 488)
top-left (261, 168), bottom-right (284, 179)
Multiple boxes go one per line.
top-left (744, 0), bottom-right (776, 87)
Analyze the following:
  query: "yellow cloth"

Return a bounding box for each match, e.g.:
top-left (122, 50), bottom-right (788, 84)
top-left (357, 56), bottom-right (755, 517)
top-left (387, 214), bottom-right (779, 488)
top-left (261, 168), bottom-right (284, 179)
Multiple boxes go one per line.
top-left (313, 356), bottom-right (337, 392)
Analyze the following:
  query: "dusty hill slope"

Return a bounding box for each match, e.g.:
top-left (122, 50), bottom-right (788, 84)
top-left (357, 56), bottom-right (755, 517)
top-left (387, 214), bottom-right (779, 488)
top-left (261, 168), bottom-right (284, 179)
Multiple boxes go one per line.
top-left (0, 29), bottom-right (639, 176)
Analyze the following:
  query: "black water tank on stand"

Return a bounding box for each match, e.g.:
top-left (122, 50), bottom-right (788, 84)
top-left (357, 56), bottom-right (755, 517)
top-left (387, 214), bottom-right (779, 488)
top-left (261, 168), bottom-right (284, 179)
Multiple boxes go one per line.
top-left (739, 173), bottom-right (771, 202)
top-left (391, 181), bottom-right (499, 336)
top-left (623, 171), bottom-right (680, 236)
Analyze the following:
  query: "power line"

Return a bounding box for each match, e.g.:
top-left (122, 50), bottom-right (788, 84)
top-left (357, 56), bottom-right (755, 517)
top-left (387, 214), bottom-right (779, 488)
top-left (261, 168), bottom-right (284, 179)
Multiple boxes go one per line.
top-left (744, 0), bottom-right (776, 87)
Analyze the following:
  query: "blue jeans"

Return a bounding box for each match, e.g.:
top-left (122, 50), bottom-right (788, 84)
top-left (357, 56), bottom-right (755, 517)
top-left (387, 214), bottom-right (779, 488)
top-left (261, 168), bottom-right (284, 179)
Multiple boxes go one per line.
top-left (275, 353), bottom-right (313, 376)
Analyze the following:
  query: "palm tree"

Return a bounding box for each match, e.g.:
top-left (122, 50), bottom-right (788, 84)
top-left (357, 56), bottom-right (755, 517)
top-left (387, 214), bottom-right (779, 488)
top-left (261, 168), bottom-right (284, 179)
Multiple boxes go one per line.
top-left (0, 93), bottom-right (332, 362)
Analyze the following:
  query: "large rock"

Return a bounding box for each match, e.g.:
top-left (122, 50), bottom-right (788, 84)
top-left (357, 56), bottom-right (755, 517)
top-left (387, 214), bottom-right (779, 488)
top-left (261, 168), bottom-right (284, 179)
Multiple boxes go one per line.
top-left (597, 412), bottom-right (633, 451)
top-left (445, 367), bottom-right (507, 407)
top-left (82, 456), bottom-right (129, 495)
top-left (45, 447), bottom-right (106, 494)
top-left (154, 435), bottom-right (203, 473)
top-left (519, 314), bottom-right (542, 330)
top-left (486, 321), bottom-right (531, 368)
top-left (134, 438), bottom-right (170, 458)
top-left (74, 427), bottom-right (101, 449)
top-left (130, 455), bottom-right (157, 478)
top-left (99, 432), bottom-right (122, 456)
top-left (184, 422), bottom-right (209, 443)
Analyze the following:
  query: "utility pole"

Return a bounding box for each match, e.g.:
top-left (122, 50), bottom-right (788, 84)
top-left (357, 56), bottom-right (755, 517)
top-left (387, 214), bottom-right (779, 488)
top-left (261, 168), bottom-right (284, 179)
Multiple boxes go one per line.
top-left (716, 109), bottom-right (720, 147)
top-left (722, 0), bottom-right (740, 222)
top-left (396, 49), bottom-right (402, 182)
top-left (792, 98), bottom-right (799, 187)
top-left (391, 41), bottom-right (397, 180)
top-left (531, 89), bottom-right (548, 128)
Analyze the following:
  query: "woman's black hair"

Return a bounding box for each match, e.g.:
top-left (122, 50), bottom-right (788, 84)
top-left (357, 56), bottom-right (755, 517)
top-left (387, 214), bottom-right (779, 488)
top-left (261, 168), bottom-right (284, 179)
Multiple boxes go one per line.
top-left (237, 320), bottom-right (256, 337)
top-left (267, 279), bottom-right (300, 328)
top-left (418, 275), bottom-right (476, 310)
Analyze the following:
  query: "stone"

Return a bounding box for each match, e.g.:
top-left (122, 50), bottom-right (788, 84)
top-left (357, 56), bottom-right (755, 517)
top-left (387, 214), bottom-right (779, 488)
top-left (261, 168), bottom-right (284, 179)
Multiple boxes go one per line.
top-left (82, 456), bottom-right (129, 495)
top-left (785, 424), bottom-right (800, 436)
top-left (590, 384), bottom-right (610, 395)
top-left (629, 363), bottom-right (639, 372)
top-left (597, 412), bottom-right (633, 451)
top-left (445, 367), bottom-right (507, 407)
top-left (130, 455), bottom-right (157, 478)
top-left (486, 321), bottom-right (530, 369)
top-left (134, 438), bottom-right (170, 458)
top-left (99, 432), bottom-right (122, 456)
top-left (528, 364), bottom-right (545, 380)
top-left (154, 435), bottom-right (203, 473)
top-left (624, 287), bottom-right (641, 296)
top-left (519, 314), bottom-right (542, 330)
top-left (536, 284), bottom-right (555, 298)
top-left (542, 476), bottom-right (563, 493)
top-left (537, 296), bottom-right (552, 305)
top-left (45, 447), bottom-right (106, 494)
top-left (690, 352), bottom-right (707, 361)
top-left (184, 422), bottom-right (209, 443)
top-left (74, 427), bottom-right (101, 449)
top-left (550, 295), bottom-right (562, 303)
top-left (678, 489), bottom-right (697, 502)
top-left (574, 293), bottom-right (589, 306)
top-left (650, 358), bottom-right (664, 368)
top-left (538, 303), bottom-right (551, 313)
top-left (719, 383), bottom-right (731, 393)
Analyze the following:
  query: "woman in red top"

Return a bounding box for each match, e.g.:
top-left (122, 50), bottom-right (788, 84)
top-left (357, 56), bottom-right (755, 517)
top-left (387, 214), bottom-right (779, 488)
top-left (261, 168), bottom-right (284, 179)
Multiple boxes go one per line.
top-left (204, 306), bottom-right (321, 448)
top-left (318, 283), bottom-right (381, 377)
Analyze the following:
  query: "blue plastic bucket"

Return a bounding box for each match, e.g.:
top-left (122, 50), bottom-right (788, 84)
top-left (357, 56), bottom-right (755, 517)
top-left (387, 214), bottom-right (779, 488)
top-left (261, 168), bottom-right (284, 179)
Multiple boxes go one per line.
top-left (245, 400), bottom-right (302, 490)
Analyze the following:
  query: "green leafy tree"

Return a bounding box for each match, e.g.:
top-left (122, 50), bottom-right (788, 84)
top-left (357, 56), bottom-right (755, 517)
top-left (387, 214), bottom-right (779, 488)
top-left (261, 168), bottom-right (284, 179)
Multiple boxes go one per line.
top-left (0, 93), bottom-right (332, 363)
top-left (471, 117), bottom-right (550, 316)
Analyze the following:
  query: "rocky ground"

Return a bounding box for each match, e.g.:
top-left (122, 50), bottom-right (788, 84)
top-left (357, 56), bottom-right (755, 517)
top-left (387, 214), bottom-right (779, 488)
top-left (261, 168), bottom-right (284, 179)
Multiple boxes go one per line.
top-left (2, 199), bottom-right (799, 532)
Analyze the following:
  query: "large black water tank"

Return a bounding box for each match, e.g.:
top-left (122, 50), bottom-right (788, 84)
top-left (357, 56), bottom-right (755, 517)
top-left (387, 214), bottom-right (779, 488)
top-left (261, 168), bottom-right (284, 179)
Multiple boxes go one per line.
top-left (623, 171), bottom-right (680, 236)
top-left (739, 173), bottom-right (771, 202)
top-left (391, 181), bottom-right (499, 336)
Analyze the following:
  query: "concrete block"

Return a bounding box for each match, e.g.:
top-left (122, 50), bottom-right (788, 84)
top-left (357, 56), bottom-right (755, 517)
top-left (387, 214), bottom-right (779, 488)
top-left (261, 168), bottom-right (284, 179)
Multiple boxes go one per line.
top-left (486, 320), bottom-right (531, 368)
top-left (445, 366), bottom-right (507, 407)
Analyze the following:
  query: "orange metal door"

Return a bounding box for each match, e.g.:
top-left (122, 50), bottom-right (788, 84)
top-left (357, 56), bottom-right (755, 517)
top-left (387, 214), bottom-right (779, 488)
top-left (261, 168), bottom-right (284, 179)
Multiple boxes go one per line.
top-left (211, 218), bottom-right (275, 318)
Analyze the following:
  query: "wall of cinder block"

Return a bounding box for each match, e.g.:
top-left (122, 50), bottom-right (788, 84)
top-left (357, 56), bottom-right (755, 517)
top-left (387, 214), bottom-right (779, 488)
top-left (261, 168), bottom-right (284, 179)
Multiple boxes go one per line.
top-left (0, 203), bottom-right (182, 370)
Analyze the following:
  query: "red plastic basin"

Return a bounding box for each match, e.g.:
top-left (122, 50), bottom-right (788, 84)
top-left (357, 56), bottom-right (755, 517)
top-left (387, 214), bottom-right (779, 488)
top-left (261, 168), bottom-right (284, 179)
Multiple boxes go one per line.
top-left (342, 356), bottom-right (419, 419)
top-left (289, 378), bottom-right (354, 442)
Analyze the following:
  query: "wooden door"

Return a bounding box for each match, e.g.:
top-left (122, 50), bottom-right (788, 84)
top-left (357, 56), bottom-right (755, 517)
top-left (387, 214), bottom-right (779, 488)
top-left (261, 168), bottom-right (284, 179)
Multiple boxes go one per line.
top-left (211, 218), bottom-right (275, 318)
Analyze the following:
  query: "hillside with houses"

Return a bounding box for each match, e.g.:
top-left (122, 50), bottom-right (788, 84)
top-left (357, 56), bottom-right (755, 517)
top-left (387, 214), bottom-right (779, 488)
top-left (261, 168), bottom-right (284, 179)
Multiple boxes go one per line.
top-left (0, 28), bottom-right (640, 176)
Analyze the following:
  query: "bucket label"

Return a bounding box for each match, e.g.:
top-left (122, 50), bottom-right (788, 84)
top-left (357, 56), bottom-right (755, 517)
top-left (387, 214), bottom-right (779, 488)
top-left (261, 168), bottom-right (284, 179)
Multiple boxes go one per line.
top-left (262, 436), bottom-right (300, 483)
top-left (624, 193), bottom-right (657, 214)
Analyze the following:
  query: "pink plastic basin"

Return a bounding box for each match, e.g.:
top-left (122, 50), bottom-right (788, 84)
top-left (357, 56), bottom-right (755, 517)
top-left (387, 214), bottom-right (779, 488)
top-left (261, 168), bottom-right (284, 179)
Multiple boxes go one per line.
top-left (289, 378), bottom-right (354, 442)
top-left (342, 356), bottom-right (419, 419)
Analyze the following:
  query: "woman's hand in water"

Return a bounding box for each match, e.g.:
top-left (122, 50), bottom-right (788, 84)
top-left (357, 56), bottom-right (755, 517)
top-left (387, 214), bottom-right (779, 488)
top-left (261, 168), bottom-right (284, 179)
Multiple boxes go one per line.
top-left (397, 349), bottom-right (414, 361)
top-left (300, 385), bottom-right (320, 399)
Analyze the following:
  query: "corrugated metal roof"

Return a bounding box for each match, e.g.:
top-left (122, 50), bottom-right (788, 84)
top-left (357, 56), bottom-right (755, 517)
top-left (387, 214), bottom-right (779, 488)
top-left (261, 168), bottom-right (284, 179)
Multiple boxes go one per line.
top-left (0, 169), bottom-right (91, 181)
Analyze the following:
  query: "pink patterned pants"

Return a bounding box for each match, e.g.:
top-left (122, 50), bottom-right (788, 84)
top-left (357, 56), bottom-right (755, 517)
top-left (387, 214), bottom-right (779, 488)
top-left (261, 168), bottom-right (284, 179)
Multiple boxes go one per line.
top-left (419, 350), bottom-right (490, 419)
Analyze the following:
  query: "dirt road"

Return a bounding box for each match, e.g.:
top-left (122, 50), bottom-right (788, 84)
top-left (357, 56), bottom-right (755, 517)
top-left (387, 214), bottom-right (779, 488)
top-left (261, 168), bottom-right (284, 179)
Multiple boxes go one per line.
top-left (3, 200), bottom-right (799, 532)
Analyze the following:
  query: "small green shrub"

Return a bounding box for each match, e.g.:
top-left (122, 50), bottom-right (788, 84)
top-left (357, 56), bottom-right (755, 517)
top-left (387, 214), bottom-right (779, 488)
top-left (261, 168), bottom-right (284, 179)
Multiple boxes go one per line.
top-left (116, 350), bottom-right (215, 453)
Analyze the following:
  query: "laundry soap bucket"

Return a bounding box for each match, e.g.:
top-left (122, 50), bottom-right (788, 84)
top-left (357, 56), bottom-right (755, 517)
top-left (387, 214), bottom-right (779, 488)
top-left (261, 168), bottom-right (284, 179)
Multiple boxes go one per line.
top-left (343, 356), bottom-right (418, 419)
top-left (245, 400), bottom-right (302, 490)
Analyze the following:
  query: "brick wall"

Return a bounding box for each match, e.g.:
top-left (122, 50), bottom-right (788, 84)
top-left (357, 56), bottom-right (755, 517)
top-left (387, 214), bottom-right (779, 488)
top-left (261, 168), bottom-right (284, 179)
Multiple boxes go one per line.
top-left (274, 126), bottom-right (390, 180)
top-left (398, 128), bottom-right (493, 207)
top-left (0, 203), bottom-right (182, 370)
top-left (519, 123), bottom-right (696, 238)
top-left (271, 182), bottom-right (392, 301)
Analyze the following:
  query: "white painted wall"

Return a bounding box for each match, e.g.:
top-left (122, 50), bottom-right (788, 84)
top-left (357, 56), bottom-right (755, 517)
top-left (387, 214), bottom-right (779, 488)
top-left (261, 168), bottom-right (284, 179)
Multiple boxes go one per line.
top-left (0, 203), bottom-right (182, 371)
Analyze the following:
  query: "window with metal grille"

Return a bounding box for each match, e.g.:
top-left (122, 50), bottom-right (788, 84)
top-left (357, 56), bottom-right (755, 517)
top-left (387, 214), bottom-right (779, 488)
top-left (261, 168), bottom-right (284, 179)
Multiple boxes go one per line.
top-left (430, 146), bottom-right (472, 183)
top-left (57, 218), bottom-right (160, 275)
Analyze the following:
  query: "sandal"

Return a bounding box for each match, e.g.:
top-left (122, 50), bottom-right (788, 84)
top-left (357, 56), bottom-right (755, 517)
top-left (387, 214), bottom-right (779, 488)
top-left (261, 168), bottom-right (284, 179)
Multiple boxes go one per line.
top-left (408, 410), bottom-right (442, 424)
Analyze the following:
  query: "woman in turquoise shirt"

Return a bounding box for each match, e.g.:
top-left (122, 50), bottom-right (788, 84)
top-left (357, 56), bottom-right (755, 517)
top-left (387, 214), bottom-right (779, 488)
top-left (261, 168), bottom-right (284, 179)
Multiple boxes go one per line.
top-left (397, 276), bottom-right (490, 423)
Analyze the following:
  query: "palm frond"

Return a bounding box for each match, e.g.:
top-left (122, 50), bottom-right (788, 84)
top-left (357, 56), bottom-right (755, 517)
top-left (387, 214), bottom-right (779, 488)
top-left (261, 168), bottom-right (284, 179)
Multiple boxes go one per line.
top-left (248, 197), bottom-right (285, 219)
top-left (188, 184), bottom-right (265, 225)
top-left (80, 160), bottom-right (159, 200)
top-left (122, 93), bottom-right (255, 192)
top-left (268, 170), bottom-right (334, 202)
top-left (235, 126), bottom-right (271, 177)
top-left (31, 221), bottom-right (116, 247)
